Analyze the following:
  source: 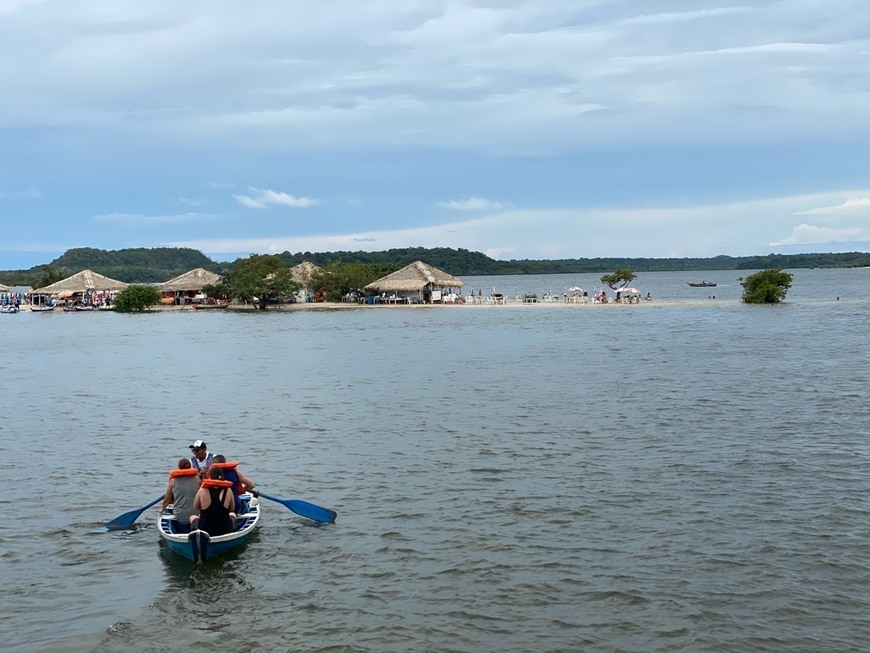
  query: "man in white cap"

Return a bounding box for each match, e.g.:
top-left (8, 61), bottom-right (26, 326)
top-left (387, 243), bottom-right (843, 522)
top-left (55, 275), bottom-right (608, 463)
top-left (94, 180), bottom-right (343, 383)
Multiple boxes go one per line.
top-left (189, 440), bottom-right (214, 478)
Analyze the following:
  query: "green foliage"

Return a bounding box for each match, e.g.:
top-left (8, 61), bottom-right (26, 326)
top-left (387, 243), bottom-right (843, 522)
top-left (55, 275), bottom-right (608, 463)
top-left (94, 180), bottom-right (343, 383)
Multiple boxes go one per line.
top-left (3, 247), bottom-right (870, 287)
top-left (600, 268), bottom-right (638, 289)
top-left (308, 261), bottom-right (401, 301)
top-left (113, 284), bottom-right (162, 312)
top-left (741, 268), bottom-right (794, 304)
top-left (49, 247), bottom-right (222, 284)
top-left (217, 254), bottom-right (300, 310)
top-left (33, 265), bottom-right (64, 289)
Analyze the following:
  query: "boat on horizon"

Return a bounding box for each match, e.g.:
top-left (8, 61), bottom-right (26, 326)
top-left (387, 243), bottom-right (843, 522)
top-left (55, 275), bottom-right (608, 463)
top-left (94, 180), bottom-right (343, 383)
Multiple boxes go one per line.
top-left (687, 281), bottom-right (717, 287)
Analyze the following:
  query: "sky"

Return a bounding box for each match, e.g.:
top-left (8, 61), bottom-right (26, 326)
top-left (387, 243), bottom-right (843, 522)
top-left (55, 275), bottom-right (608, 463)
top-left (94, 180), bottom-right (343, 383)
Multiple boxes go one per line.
top-left (2, 0), bottom-right (870, 269)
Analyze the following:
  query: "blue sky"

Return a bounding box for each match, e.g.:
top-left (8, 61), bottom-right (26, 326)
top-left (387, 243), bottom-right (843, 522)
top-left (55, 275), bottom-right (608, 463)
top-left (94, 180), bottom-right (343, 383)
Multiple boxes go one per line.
top-left (2, 0), bottom-right (870, 269)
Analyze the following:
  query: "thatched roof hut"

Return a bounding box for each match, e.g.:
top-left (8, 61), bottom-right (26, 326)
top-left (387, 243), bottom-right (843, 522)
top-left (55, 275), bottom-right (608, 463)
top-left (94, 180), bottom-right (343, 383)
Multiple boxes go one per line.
top-left (0, 283), bottom-right (9, 292)
top-left (159, 268), bottom-right (222, 292)
top-left (364, 261), bottom-right (465, 297)
top-left (31, 269), bottom-right (129, 294)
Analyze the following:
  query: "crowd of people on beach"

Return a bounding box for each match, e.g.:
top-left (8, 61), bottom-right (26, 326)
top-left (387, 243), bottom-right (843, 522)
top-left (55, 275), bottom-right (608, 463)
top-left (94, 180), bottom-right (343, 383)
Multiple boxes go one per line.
top-left (464, 288), bottom-right (653, 304)
top-left (2, 291), bottom-right (24, 308)
top-left (162, 440), bottom-right (256, 537)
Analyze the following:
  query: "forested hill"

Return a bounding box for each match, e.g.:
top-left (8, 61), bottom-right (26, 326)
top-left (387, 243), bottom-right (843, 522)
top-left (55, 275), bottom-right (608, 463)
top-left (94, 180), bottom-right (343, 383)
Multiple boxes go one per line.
top-left (1, 246), bottom-right (869, 286)
top-left (277, 248), bottom-right (870, 276)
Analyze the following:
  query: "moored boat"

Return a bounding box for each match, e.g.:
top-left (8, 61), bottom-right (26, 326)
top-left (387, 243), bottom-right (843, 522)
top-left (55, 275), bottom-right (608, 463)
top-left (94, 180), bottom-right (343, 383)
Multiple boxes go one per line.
top-left (1, 305), bottom-right (18, 313)
top-left (30, 305), bottom-right (55, 312)
top-left (158, 492), bottom-right (260, 562)
top-left (687, 281), bottom-right (717, 287)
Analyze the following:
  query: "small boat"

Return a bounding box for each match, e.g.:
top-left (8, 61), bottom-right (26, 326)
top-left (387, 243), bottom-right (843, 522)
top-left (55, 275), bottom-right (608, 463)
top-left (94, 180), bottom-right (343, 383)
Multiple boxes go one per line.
top-left (30, 305), bottom-right (55, 312)
top-left (1, 305), bottom-right (18, 314)
top-left (74, 305), bottom-right (97, 311)
top-left (158, 493), bottom-right (260, 562)
top-left (687, 281), bottom-right (717, 287)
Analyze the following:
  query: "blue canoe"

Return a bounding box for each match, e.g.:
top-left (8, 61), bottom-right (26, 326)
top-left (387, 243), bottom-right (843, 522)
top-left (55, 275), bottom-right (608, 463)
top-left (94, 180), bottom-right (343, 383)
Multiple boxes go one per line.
top-left (158, 493), bottom-right (260, 562)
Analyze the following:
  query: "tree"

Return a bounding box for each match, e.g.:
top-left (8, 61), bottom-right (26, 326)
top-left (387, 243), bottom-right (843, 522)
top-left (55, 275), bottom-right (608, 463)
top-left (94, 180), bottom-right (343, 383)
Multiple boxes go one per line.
top-left (600, 267), bottom-right (637, 290)
top-left (307, 261), bottom-right (401, 302)
top-left (741, 268), bottom-right (793, 304)
top-left (217, 254), bottom-right (299, 310)
top-left (33, 265), bottom-right (64, 289)
top-left (113, 284), bottom-right (162, 312)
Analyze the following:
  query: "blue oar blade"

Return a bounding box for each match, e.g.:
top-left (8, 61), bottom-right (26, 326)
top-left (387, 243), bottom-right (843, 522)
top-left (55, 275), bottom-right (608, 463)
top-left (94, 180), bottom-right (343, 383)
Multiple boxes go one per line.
top-left (258, 492), bottom-right (337, 523)
top-left (105, 497), bottom-right (163, 530)
top-left (286, 499), bottom-right (338, 524)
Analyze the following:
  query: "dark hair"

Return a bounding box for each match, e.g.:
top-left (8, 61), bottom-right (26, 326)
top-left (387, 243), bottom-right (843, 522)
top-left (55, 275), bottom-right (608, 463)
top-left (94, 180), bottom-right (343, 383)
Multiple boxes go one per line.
top-left (178, 458), bottom-right (191, 469)
top-left (213, 454), bottom-right (226, 463)
top-left (208, 466), bottom-right (223, 480)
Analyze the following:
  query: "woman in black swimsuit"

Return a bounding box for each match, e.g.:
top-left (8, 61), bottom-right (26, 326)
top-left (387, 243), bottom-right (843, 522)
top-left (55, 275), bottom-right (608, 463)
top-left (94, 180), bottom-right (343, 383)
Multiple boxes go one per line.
top-left (191, 467), bottom-right (236, 535)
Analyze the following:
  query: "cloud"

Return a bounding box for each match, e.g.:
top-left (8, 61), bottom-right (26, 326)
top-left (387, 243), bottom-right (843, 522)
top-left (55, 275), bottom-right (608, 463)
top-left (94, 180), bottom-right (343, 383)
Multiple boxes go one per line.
top-left (437, 197), bottom-right (504, 211)
top-left (794, 197), bottom-right (870, 215)
top-left (168, 188), bottom-right (870, 260)
top-left (769, 223), bottom-right (868, 246)
top-left (0, 186), bottom-right (42, 199)
top-left (233, 187), bottom-right (318, 209)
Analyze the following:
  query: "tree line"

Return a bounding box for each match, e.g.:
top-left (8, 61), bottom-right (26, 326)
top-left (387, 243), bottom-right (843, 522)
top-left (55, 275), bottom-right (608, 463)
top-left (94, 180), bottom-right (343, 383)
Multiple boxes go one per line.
top-left (2, 246), bottom-right (869, 288)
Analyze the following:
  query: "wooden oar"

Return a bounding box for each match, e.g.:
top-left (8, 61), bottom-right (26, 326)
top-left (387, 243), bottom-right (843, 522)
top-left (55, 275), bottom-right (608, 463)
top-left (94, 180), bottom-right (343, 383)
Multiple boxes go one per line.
top-left (105, 496), bottom-right (163, 530)
top-left (256, 492), bottom-right (337, 524)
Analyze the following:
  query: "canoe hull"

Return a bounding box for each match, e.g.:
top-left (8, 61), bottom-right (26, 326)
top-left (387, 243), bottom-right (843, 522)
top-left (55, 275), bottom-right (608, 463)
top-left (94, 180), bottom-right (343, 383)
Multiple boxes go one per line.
top-left (159, 493), bottom-right (260, 562)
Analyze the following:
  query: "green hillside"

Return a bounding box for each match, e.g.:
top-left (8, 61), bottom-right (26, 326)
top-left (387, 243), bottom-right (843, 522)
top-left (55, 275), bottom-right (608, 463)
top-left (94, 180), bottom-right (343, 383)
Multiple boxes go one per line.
top-left (1, 247), bottom-right (869, 288)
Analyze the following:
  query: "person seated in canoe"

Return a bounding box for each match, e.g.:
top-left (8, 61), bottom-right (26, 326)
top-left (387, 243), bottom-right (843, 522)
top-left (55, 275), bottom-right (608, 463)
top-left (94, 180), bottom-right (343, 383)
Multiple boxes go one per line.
top-left (189, 439), bottom-right (214, 478)
top-left (161, 458), bottom-right (200, 534)
top-left (191, 466), bottom-right (236, 536)
top-left (211, 455), bottom-right (256, 514)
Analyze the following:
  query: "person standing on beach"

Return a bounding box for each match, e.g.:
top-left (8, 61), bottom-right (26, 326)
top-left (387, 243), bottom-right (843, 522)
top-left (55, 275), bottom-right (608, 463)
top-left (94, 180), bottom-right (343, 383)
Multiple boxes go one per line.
top-left (189, 440), bottom-right (214, 478)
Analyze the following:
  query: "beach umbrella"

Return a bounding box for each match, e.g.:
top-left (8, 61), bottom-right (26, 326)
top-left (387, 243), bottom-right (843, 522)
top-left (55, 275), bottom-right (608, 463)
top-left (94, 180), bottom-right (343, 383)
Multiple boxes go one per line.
top-left (616, 287), bottom-right (640, 294)
top-left (569, 286), bottom-right (583, 292)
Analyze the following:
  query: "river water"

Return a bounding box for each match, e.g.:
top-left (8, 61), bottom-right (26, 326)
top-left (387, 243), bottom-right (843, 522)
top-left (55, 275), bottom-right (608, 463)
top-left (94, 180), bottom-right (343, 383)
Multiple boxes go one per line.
top-left (1, 269), bottom-right (868, 652)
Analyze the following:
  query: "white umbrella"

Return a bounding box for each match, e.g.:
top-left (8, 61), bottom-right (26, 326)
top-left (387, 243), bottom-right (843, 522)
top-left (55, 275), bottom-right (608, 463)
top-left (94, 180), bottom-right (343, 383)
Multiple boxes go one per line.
top-left (616, 287), bottom-right (640, 294)
top-left (569, 286), bottom-right (583, 292)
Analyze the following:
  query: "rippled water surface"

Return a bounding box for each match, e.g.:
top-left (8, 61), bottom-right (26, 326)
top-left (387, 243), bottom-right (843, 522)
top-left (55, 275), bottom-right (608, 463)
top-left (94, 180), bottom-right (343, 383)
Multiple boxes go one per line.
top-left (1, 269), bottom-right (868, 652)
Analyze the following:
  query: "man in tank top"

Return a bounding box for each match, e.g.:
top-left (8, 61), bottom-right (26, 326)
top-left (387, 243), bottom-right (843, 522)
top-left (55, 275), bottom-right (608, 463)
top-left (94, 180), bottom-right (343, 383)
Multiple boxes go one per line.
top-left (189, 439), bottom-right (214, 478)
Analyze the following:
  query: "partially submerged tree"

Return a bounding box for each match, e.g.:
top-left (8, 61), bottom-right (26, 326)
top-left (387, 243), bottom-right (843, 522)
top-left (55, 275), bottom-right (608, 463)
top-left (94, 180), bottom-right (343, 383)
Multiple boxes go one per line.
top-left (600, 268), bottom-right (637, 290)
top-left (218, 254), bottom-right (299, 310)
top-left (741, 268), bottom-right (793, 304)
top-left (114, 284), bottom-right (162, 312)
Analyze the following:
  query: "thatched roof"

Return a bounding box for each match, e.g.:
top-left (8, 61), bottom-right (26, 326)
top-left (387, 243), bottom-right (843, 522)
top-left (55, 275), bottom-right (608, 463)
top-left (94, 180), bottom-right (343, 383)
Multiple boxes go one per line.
top-left (0, 283), bottom-right (9, 292)
top-left (159, 268), bottom-right (222, 292)
top-left (31, 269), bottom-right (129, 294)
top-left (364, 261), bottom-right (465, 292)
top-left (290, 261), bottom-right (322, 284)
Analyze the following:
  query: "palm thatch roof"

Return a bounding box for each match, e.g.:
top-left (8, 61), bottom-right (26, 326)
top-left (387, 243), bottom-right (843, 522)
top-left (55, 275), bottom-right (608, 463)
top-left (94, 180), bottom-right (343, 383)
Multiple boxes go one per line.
top-left (0, 283), bottom-right (9, 292)
top-left (290, 261), bottom-right (322, 284)
top-left (159, 268), bottom-right (222, 292)
top-left (31, 269), bottom-right (129, 294)
top-left (364, 261), bottom-right (465, 292)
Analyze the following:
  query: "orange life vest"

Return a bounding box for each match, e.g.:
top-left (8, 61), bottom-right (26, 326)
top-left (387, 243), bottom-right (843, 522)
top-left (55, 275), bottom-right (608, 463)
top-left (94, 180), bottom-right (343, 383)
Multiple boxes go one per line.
top-left (211, 461), bottom-right (238, 471)
top-left (169, 467), bottom-right (199, 481)
top-left (211, 461), bottom-right (246, 495)
top-left (201, 478), bottom-right (234, 489)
